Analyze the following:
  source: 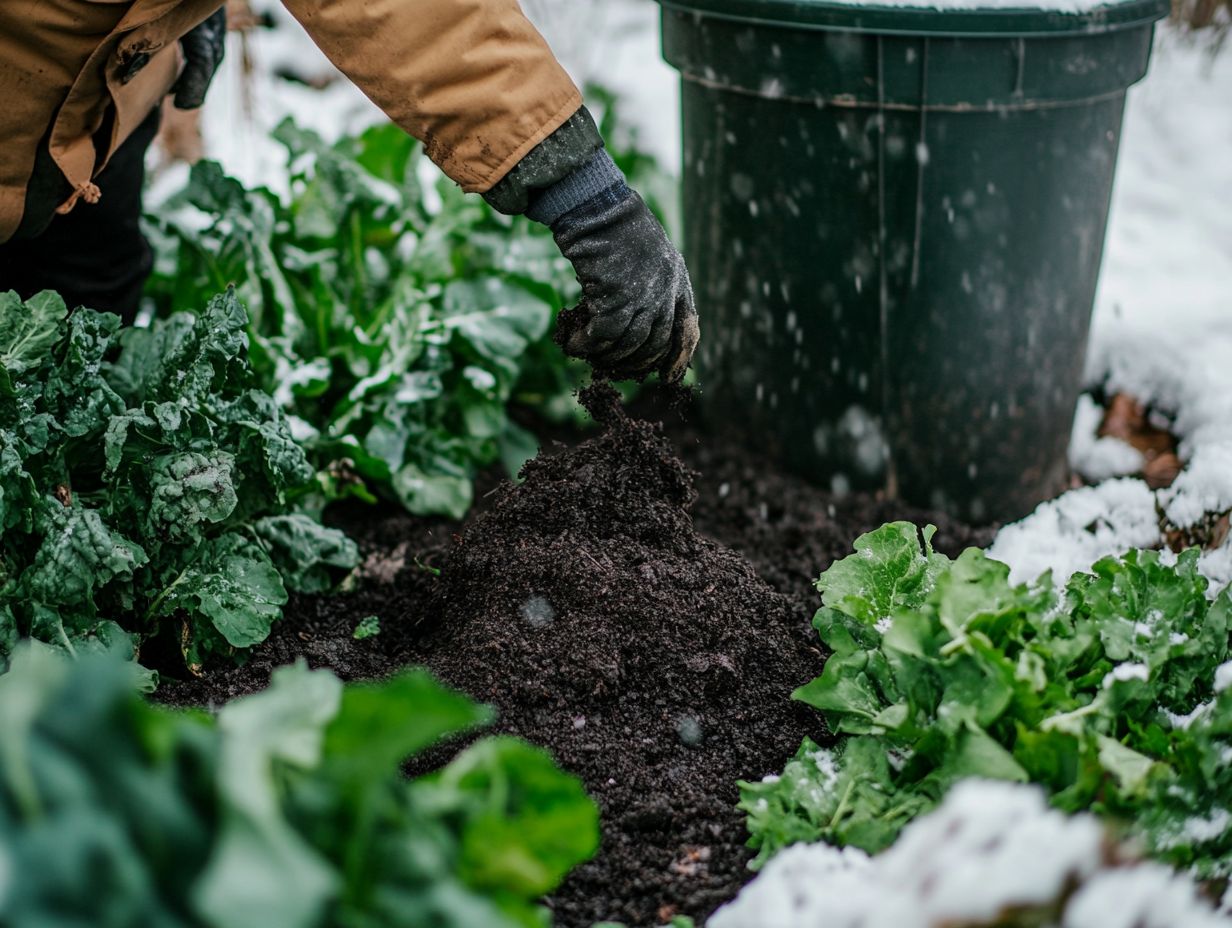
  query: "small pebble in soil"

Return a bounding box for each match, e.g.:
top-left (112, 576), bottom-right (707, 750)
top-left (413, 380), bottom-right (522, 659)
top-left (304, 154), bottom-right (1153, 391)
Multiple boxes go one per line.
top-left (676, 714), bottom-right (704, 747)
top-left (519, 594), bottom-right (556, 628)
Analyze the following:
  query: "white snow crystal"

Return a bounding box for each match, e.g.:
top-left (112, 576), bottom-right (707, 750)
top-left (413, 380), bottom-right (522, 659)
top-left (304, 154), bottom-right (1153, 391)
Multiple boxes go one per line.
top-left (1177, 809), bottom-right (1231, 845)
top-left (1064, 865), bottom-right (1232, 928)
top-left (988, 479), bottom-right (1160, 586)
top-left (1103, 662), bottom-right (1149, 686)
top-left (1163, 701), bottom-right (1213, 731)
top-left (709, 781), bottom-right (1105, 928)
top-left (1068, 394), bottom-right (1146, 481)
top-left (1215, 661), bottom-right (1232, 694)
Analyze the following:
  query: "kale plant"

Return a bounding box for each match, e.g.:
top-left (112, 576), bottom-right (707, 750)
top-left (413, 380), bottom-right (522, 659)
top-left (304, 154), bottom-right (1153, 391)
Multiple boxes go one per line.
top-left (0, 290), bottom-right (356, 678)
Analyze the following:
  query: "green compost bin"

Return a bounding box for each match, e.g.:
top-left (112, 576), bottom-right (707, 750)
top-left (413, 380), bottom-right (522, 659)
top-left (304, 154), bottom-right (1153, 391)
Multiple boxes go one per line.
top-left (658, 0), bottom-right (1170, 522)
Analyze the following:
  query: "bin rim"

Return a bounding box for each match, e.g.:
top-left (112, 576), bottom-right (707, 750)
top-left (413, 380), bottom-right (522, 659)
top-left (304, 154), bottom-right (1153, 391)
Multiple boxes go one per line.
top-left (656, 0), bottom-right (1170, 37)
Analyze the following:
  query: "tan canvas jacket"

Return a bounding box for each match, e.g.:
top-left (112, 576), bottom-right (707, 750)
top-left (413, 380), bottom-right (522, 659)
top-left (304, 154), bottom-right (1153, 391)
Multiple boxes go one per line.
top-left (0, 0), bottom-right (582, 243)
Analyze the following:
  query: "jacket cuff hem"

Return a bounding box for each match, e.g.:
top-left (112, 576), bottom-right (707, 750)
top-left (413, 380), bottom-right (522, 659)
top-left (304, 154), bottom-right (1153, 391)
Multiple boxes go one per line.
top-left (482, 105), bottom-right (604, 215)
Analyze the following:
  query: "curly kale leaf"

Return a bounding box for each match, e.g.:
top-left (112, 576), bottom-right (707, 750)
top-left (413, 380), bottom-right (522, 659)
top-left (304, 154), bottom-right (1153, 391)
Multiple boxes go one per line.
top-left (0, 291), bottom-right (356, 671)
top-left (145, 451), bottom-right (239, 544)
top-left (24, 499), bottom-right (148, 610)
top-left (110, 290), bottom-right (251, 406)
top-left (0, 430), bottom-right (37, 533)
top-left (252, 514), bottom-right (358, 594)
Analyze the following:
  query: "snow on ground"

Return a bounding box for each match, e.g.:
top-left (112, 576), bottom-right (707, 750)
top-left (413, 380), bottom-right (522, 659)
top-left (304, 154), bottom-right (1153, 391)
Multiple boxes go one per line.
top-left (991, 29), bottom-right (1232, 591)
top-left (180, 4), bottom-right (1231, 592)
top-left (709, 780), bottom-right (1232, 928)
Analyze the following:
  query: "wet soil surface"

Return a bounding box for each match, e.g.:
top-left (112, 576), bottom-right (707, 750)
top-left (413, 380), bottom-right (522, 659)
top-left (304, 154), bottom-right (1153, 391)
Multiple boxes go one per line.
top-left (159, 386), bottom-right (994, 926)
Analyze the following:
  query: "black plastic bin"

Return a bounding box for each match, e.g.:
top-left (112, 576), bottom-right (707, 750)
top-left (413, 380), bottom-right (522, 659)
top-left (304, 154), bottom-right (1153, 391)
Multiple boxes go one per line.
top-left (659, 0), bottom-right (1170, 521)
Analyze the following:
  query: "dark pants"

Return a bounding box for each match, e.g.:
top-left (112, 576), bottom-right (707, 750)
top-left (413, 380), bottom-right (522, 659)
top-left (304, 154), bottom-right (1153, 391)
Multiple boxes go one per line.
top-left (0, 108), bottom-right (160, 324)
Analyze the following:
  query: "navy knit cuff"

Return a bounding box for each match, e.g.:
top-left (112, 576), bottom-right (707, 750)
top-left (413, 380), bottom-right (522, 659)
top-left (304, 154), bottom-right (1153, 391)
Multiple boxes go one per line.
top-left (525, 149), bottom-right (627, 228)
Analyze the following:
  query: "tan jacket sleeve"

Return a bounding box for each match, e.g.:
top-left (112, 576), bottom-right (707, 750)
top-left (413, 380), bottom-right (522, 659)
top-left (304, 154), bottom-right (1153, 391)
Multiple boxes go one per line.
top-left (279, 0), bottom-right (582, 193)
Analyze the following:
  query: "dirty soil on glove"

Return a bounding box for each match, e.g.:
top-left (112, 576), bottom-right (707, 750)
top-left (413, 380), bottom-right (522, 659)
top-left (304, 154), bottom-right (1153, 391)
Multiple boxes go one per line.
top-left (158, 385), bottom-right (993, 926)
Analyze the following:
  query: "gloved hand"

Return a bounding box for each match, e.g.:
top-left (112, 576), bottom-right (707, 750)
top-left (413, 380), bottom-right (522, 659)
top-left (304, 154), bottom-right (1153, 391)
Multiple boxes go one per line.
top-left (172, 9), bottom-right (226, 110)
top-left (549, 186), bottom-right (699, 383)
top-left (483, 108), bottom-right (699, 382)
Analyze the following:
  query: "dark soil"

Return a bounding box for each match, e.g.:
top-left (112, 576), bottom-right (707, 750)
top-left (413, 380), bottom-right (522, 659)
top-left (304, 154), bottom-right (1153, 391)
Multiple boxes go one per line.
top-left (416, 383), bottom-right (825, 926)
top-left (158, 385), bottom-right (994, 926)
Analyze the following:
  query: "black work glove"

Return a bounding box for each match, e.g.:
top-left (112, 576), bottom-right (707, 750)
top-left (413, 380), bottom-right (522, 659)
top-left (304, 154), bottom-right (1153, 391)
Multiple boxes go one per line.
top-left (486, 110), bottom-right (699, 383)
top-left (550, 187), bottom-right (698, 382)
top-left (172, 9), bottom-right (226, 110)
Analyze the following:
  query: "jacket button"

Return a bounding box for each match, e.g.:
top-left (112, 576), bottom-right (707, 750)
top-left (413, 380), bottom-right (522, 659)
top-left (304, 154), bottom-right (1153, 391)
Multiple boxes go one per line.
top-left (118, 50), bottom-right (151, 84)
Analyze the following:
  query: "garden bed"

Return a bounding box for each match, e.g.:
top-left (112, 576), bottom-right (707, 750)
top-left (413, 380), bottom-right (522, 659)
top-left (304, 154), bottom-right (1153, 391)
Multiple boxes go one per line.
top-left (159, 385), bottom-right (992, 926)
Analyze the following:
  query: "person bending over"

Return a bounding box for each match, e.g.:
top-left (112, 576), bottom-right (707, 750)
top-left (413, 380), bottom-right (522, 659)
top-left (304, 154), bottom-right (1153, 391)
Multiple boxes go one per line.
top-left (0, 2), bottom-right (698, 382)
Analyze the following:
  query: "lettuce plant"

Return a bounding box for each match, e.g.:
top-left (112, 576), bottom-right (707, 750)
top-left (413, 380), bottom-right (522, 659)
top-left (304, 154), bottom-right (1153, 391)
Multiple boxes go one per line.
top-left (743, 522), bottom-right (1232, 878)
top-left (0, 644), bottom-right (598, 927)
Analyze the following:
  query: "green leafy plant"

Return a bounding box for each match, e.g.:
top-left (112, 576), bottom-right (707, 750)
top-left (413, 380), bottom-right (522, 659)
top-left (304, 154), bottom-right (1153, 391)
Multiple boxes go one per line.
top-left (0, 289), bottom-right (357, 676)
top-left (147, 99), bottom-right (676, 519)
top-left (0, 643), bottom-right (598, 927)
top-left (742, 522), bottom-right (1232, 878)
top-left (146, 119), bottom-right (584, 520)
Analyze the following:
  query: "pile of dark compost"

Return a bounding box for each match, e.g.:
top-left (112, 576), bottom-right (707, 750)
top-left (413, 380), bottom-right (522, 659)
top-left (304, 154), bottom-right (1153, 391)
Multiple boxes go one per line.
top-left (415, 383), bottom-right (825, 925)
top-left (158, 385), bottom-right (994, 925)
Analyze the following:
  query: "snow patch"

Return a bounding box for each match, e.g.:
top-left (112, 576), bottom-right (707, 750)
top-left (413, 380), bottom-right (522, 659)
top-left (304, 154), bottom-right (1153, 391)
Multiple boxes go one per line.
top-left (1064, 865), bottom-right (1232, 928)
top-left (991, 31), bottom-right (1232, 595)
top-left (1215, 661), bottom-right (1232, 694)
top-left (988, 479), bottom-right (1160, 586)
top-left (1069, 394), bottom-right (1145, 481)
top-left (1104, 662), bottom-right (1149, 686)
top-left (708, 780), bottom-right (1231, 928)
